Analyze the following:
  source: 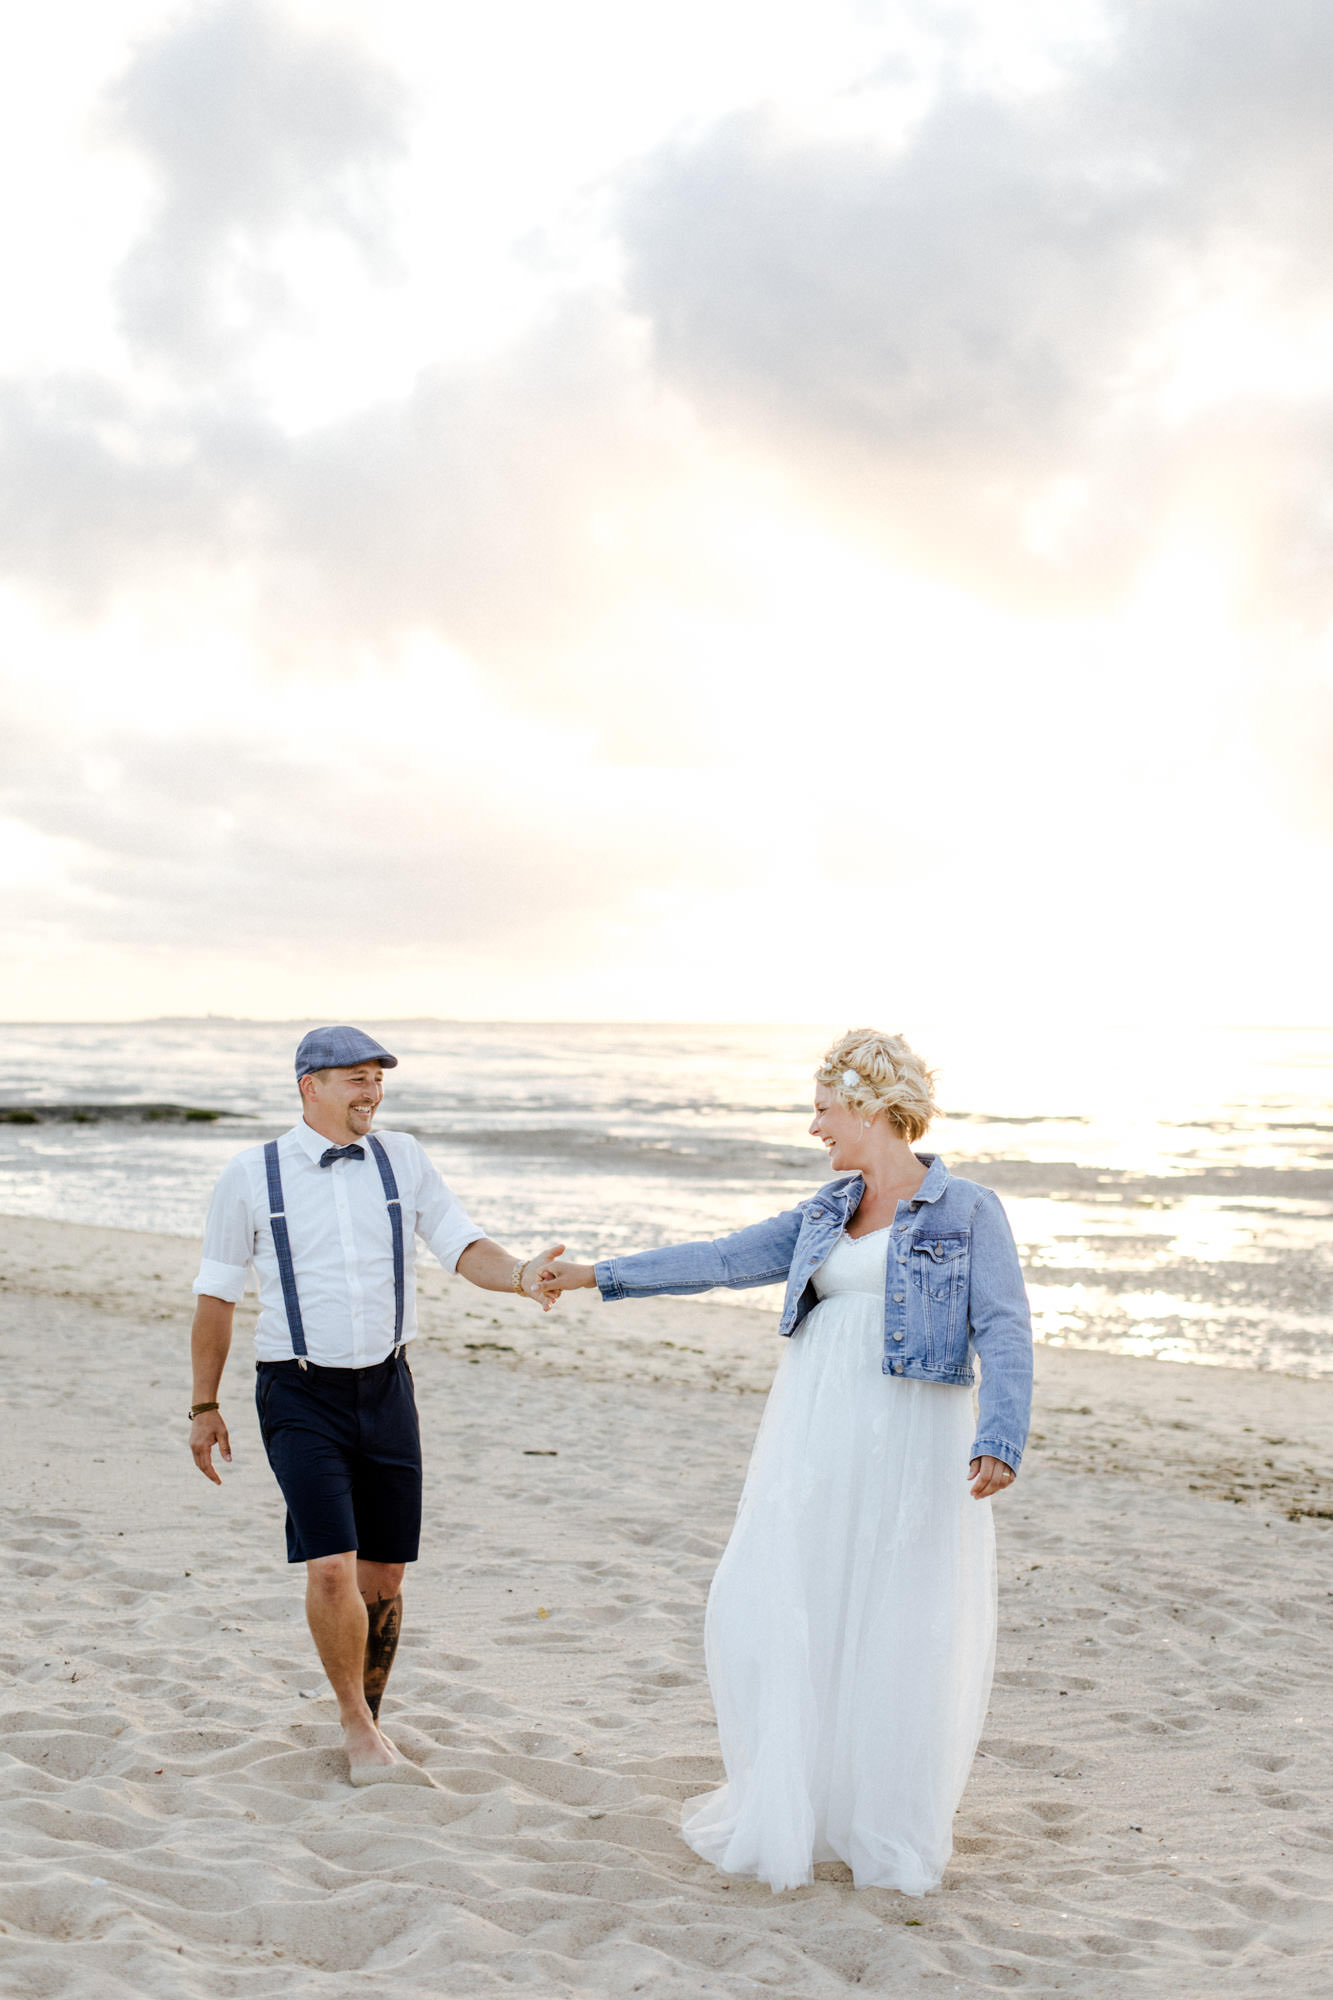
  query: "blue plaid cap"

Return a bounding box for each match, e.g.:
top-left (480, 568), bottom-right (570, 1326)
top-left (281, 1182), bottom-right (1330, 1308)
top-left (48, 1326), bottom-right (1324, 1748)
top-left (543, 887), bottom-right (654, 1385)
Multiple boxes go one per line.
top-left (294, 1025), bottom-right (399, 1079)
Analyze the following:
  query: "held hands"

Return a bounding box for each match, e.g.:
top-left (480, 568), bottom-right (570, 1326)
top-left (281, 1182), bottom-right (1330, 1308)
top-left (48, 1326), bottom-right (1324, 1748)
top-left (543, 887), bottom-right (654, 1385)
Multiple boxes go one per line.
top-left (969, 1455), bottom-right (1016, 1499)
top-left (534, 1255), bottom-right (597, 1304)
top-left (516, 1244), bottom-right (598, 1311)
top-left (190, 1410), bottom-right (232, 1485)
top-left (515, 1244), bottom-right (569, 1311)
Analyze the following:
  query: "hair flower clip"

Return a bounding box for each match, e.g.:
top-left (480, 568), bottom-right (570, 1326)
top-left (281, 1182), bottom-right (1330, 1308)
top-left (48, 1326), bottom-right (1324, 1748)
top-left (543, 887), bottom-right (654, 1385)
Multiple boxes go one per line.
top-left (841, 1069), bottom-right (860, 1089)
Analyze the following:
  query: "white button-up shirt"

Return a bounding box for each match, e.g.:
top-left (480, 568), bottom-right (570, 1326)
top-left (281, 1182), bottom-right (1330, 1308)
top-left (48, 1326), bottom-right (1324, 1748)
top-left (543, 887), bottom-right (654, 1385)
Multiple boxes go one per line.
top-left (193, 1121), bottom-right (483, 1366)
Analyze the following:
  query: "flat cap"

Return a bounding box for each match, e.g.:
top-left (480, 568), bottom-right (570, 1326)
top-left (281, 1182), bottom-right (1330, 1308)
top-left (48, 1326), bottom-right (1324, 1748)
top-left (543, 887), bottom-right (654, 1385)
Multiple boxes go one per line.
top-left (294, 1025), bottom-right (399, 1079)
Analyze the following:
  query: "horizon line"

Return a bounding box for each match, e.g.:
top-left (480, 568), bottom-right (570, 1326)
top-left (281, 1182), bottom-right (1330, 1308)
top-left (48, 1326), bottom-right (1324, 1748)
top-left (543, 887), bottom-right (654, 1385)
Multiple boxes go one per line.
top-left (1, 1016), bottom-right (1331, 1033)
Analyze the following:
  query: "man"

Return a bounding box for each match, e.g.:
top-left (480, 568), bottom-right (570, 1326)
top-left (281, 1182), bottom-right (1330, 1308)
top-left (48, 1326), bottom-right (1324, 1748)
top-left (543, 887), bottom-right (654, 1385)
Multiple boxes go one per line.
top-left (188, 1025), bottom-right (560, 1786)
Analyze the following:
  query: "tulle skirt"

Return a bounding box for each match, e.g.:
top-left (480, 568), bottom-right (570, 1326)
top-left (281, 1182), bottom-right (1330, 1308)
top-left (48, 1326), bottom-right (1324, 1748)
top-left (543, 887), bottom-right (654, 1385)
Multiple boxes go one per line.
top-left (682, 1290), bottom-right (997, 1893)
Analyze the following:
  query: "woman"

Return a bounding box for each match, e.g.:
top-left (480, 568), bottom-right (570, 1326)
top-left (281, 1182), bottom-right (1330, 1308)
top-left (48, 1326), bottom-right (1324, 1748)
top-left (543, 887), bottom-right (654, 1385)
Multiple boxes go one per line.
top-left (542, 1029), bottom-right (1033, 1895)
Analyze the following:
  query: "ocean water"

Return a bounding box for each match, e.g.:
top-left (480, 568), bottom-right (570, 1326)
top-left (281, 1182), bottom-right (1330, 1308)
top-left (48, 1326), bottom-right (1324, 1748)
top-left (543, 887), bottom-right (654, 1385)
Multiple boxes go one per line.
top-left (1, 1019), bottom-right (1330, 1375)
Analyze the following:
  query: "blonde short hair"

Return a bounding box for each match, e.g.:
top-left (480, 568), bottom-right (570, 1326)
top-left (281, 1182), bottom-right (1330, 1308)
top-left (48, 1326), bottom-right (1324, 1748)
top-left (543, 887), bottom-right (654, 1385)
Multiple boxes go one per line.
top-left (814, 1028), bottom-right (937, 1143)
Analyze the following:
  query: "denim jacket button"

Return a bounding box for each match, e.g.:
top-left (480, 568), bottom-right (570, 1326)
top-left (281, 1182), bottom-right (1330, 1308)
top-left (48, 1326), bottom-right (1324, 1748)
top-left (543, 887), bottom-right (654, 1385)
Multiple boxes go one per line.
top-left (892, 1330), bottom-right (904, 1341)
top-left (893, 1292), bottom-right (904, 1303)
top-left (892, 1362), bottom-right (904, 1374)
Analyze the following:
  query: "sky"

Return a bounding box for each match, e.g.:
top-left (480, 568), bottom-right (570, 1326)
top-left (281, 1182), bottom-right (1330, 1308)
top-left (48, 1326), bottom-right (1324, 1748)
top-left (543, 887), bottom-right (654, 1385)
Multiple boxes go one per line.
top-left (1, 0), bottom-right (1330, 1025)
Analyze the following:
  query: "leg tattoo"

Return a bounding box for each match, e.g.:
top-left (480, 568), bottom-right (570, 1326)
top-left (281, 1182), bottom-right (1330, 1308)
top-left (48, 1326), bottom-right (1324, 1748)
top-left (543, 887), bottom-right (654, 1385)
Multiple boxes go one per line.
top-left (362, 1591), bottom-right (402, 1721)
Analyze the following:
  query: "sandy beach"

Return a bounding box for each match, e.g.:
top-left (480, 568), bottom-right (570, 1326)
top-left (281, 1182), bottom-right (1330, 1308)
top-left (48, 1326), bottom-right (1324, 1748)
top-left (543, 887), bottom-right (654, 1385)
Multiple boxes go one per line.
top-left (0, 1212), bottom-right (1329, 1997)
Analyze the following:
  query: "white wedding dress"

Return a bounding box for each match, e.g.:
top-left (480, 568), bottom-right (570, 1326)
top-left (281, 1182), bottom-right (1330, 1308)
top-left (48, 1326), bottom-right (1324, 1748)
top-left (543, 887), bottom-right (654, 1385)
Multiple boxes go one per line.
top-left (681, 1227), bottom-right (997, 1893)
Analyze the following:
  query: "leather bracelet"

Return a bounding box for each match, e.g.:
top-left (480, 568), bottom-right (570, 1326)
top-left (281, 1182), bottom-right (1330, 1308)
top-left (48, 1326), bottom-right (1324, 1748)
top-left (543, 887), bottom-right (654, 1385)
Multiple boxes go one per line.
top-left (189, 1401), bottom-right (220, 1420)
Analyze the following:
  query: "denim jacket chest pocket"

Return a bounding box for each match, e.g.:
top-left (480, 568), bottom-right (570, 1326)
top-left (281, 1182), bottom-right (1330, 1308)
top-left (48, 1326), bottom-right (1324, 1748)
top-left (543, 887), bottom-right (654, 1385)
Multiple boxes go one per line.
top-left (909, 1232), bottom-right (969, 1363)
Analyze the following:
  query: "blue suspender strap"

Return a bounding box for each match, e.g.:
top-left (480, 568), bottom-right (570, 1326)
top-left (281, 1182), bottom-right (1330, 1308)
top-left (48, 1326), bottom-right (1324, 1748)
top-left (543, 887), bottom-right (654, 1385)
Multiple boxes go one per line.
top-left (263, 1140), bottom-right (309, 1365)
top-left (366, 1135), bottom-right (405, 1353)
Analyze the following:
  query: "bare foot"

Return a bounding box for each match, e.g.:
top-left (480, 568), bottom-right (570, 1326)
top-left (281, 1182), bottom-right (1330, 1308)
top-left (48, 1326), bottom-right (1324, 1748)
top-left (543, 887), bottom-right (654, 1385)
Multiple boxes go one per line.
top-left (344, 1717), bottom-right (436, 1788)
top-left (344, 1715), bottom-right (395, 1774)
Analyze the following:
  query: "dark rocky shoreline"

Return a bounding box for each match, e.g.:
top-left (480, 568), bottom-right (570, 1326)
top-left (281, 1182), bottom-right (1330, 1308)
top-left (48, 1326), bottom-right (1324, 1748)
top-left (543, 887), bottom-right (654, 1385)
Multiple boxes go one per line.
top-left (0, 1103), bottom-right (246, 1125)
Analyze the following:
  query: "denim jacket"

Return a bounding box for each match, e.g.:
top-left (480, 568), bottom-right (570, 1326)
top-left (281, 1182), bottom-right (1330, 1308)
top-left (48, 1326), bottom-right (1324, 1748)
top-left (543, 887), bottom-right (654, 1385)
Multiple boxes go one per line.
top-left (594, 1154), bottom-right (1033, 1470)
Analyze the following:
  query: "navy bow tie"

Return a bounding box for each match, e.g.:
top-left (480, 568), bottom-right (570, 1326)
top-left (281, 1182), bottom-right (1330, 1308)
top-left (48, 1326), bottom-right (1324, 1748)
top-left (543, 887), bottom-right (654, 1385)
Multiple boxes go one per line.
top-left (320, 1144), bottom-right (366, 1168)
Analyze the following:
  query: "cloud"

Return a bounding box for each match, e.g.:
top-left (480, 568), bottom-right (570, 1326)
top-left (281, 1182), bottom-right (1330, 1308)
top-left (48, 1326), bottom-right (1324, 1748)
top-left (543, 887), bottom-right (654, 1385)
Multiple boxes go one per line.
top-left (615, 0), bottom-right (1333, 614)
top-left (622, 98), bottom-right (1156, 460)
top-left (9, 0), bottom-right (1331, 641)
top-left (0, 692), bottom-right (768, 961)
top-left (0, 0), bottom-right (707, 670)
top-left (0, 0), bottom-right (1329, 894)
top-left (106, 0), bottom-right (405, 369)
top-left (0, 373), bottom-right (265, 613)
top-left (11, 0), bottom-right (1326, 666)
top-left (0, 298), bottom-right (725, 722)
top-left (248, 301), bottom-right (714, 676)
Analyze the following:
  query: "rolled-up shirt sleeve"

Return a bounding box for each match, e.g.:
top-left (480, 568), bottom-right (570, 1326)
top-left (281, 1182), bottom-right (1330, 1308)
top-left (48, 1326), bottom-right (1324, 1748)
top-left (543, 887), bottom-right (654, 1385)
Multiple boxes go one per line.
top-left (193, 1156), bottom-right (255, 1303)
top-left (411, 1140), bottom-right (485, 1272)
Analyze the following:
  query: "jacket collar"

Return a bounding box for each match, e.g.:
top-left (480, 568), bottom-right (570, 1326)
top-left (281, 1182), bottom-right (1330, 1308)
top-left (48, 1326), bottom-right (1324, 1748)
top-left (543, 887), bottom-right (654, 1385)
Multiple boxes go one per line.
top-left (914, 1153), bottom-right (950, 1205)
top-left (822, 1152), bottom-right (949, 1216)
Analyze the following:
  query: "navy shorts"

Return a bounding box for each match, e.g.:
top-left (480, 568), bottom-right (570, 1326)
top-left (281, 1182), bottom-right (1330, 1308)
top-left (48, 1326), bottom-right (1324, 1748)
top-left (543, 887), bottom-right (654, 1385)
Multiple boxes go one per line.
top-left (255, 1349), bottom-right (423, 1565)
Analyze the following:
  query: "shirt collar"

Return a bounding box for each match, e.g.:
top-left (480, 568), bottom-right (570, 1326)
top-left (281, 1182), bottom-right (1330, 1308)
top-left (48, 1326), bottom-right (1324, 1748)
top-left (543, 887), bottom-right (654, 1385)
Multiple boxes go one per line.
top-left (291, 1119), bottom-right (350, 1164)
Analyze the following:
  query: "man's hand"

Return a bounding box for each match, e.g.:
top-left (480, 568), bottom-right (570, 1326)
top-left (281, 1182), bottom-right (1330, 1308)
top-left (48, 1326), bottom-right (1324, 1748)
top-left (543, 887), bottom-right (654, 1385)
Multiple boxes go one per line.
top-left (519, 1243), bottom-right (567, 1311)
top-left (968, 1455), bottom-right (1016, 1499)
top-left (190, 1410), bottom-right (232, 1485)
top-left (189, 1293), bottom-right (234, 1484)
top-left (459, 1238), bottom-right (573, 1310)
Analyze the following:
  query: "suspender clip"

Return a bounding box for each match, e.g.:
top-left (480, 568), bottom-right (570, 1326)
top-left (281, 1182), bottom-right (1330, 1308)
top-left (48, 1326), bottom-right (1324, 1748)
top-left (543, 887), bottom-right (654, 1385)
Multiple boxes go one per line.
top-left (297, 1356), bottom-right (308, 1371)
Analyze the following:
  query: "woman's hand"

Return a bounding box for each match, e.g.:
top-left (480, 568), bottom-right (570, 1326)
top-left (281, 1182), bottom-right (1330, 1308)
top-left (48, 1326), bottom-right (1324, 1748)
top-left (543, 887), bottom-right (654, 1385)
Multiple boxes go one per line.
top-left (537, 1256), bottom-right (598, 1300)
top-left (968, 1455), bottom-right (1016, 1499)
